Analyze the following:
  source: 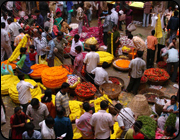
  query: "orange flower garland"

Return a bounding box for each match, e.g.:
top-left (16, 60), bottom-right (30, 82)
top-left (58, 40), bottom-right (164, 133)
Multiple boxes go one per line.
top-left (115, 59), bottom-right (130, 68)
top-left (29, 64), bottom-right (49, 78)
top-left (1, 60), bottom-right (17, 70)
top-left (41, 66), bottom-right (70, 88)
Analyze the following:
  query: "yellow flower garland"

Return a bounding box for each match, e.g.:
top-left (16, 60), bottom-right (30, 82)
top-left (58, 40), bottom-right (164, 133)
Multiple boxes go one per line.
top-left (111, 33), bottom-right (113, 55)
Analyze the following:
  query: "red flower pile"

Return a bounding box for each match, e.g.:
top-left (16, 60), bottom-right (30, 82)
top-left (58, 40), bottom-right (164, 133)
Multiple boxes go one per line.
top-left (140, 76), bottom-right (148, 83)
top-left (144, 68), bottom-right (170, 82)
top-left (157, 61), bottom-right (167, 68)
top-left (109, 77), bottom-right (120, 85)
top-left (75, 82), bottom-right (97, 97)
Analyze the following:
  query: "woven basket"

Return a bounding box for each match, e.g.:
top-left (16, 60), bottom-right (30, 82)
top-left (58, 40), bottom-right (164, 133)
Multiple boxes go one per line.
top-left (109, 76), bottom-right (125, 90)
top-left (112, 59), bottom-right (130, 71)
top-left (138, 82), bottom-right (147, 91)
top-left (99, 83), bottom-right (121, 100)
top-left (155, 103), bottom-right (164, 116)
top-left (128, 94), bottom-right (151, 116)
top-left (76, 94), bottom-right (94, 102)
top-left (148, 79), bottom-right (168, 86)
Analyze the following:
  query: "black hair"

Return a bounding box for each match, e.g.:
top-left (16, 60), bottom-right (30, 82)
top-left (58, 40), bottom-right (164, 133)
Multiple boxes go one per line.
top-left (90, 45), bottom-right (96, 51)
top-left (75, 46), bottom-right (82, 52)
top-left (134, 120), bottom-right (143, 133)
top-left (56, 105), bottom-right (65, 116)
top-left (74, 34), bottom-right (80, 39)
top-left (83, 102), bottom-right (91, 112)
top-left (7, 17), bottom-right (13, 22)
top-left (113, 24), bottom-right (118, 28)
top-left (44, 26), bottom-right (49, 32)
top-left (56, 11), bottom-right (61, 16)
top-left (174, 11), bottom-right (178, 17)
top-left (128, 34), bottom-right (133, 39)
top-left (1, 22), bottom-right (6, 28)
top-left (61, 82), bottom-right (70, 89)
top-left (2, 12), bottom-right (7, 17)
top-left (115, 103), bottom-right (123, 110)
top-left (45, 116), bottom-right (55, 126)
top-left (102, 62), bottom-right (109, 69)
top-left (170, 46), bottom-right (175, 49)
top-left (35, 9), bottom-right (40, 13)
top-left (14, 106), bottom-right (21, 114)
top-left (30, 98), bottom-right (39, 106)
top-left (30, 45), bottom-right (35, 49)
top-left (151, 30), bottom-right (155, 36)
top-left (18, 73), bottom-right (24, 80)
top-left (47, 18), bottom-right (50, 21)
top-left (20, 47), bottom-right (27, 53)
top-left (41, 89), bottom-right (52, 103)
top-left (57, 31), bottom-right (63, 36)
top-left (137, 51), bottom-right (144, 58)
top-left (25, 122), bottom-right (35, 131)
top-left (19, 28), bottom-right (24, 33)
top-left (100, 100), bottom-right (109, 109)
top-left (80, 3), bottom-right (84, 8)
top-left (47, 33), bottom-right (53, 38)
top-left (171, 95), bottom-right (177, 101)
top-left (172, 38), bottom-right (177, 41)
top-left (165, 125), bottom-right (177, 136)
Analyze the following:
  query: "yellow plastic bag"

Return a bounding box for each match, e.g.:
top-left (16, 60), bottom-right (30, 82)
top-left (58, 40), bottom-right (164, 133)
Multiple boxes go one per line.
top-left (73, 126), bottom-right (82, 139)
top-left (39, 55), bottom-right (48, 65)
top-left (110, 122), bottom-right (123, 139)
top-left (54, 56), bottom-right (62, 66)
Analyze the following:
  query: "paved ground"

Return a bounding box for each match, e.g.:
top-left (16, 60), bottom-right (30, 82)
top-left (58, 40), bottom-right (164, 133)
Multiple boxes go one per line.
top-left (1, 17), bottom-right (179, 139)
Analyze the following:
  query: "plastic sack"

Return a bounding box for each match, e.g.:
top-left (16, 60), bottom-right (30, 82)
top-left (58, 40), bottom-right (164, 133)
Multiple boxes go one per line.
top-left (1, 63), bottom-right (14, 75)
top-left (127, 23), bottom-right (136, 32)
top-left (38, 55), bottom-right (48, 65)
top-left (54, 56), bottom-right (62, 66)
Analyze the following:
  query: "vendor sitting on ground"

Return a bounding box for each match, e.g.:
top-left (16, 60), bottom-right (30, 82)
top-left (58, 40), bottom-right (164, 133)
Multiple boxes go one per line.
top-left (59, 19), bottom-right (72, 35)
top-left (54, 11), bottom-right (63, 31)
top-left (91, 62), bottom-right (112, 86)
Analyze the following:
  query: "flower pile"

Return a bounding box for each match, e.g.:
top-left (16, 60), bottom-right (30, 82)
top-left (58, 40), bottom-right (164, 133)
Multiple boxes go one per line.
top-left (29, 64), bottom-right (49, 78)
top-left (75, 82), bottom-right (96, 98)
top-left (66, 75), bottom-right (81, 88)
top-left (85, 37), bottom-right (98, 45)
top-left (96, 51), bottom-right (114, 65)
top-left (110, 122), bottom-right (123, 139)
top-left (144, 68), bottom-right (170, 82)
top-left (122, 46), bottom-right (131, 52)
top-left (109, 77), bottom-right (120, 85)
top-left (140, 75), bottom-right (148, 83)
top-left (157, 61), bottom-right (167, 68)
top-left (41, 66), bottom-right (70, 88)
top-left (115, 59), bottom-right (130, 68)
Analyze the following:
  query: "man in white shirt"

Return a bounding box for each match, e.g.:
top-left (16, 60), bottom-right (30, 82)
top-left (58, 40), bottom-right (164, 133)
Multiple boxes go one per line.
top-left (90, 100), bottom-right (114, 139)
top-left (115, 103), bottom-right (135, 138)
top-left (55, 1), bottom-right (64, 12)
top-left (124, 51), bottom-right (146, 94)
top-left (110, 8), bottom-right (118, 26)
top-left (6, 1), bottom-right (13, 16)
top-left (84, 45), bottom-right (100, 84)
top-left (16, 73), bottom-right (37, 114)
top-left (1, 22), bottom-right (12, 61)
top-left (91, 62), bottom-right (112, 86)
top-left (1, 12), bottom-right (10, 30)
top-left (70, 34), bottom-right (83, 65)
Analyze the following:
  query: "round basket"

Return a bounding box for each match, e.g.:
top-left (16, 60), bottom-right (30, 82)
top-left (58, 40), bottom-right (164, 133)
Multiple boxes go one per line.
top-left (148, 79), bottom-right (168, 86)
top-left (138, 88), bottom-right (165, 104)
top-left (76, 94), bottom-right (94, 102)
top-left (69, 23), bottom-right (79, 29)
top-left (109, 76), bottom-right (124, 90)
top-left (112, 59), bottom-right (130, 71)
top-left (138, 82), bottom-right (147, 91)
top-left (99, 83), bottom-right (121, 100)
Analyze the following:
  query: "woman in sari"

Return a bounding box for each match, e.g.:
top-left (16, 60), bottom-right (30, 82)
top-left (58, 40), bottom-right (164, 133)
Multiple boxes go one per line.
top-left (54, 11), bottom-right (63, 31)
top-left (124, 5), bottom-right (133, 34)
top-left (157, 95), bottom-right (179, 135)
top-left (107, 24), bottom-right (120, 57)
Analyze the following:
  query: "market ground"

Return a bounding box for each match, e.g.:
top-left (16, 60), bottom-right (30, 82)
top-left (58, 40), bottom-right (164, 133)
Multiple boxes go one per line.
top-left (1, 16), bottom-right (179, 139)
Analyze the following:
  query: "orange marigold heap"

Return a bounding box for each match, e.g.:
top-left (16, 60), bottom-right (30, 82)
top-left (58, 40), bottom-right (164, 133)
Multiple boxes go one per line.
top-left (115, 59), bottom-right (130, 68)
top-left (41, 66), bottom-right (70, 88)
top-left (29, 64), bottom-right (49, 78)
top-left (1, 60), bottom-right (17, 70)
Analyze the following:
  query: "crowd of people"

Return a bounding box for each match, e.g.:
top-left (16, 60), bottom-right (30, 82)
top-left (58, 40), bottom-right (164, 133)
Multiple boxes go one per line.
top-left (1, 1), bottom-right (179, 139)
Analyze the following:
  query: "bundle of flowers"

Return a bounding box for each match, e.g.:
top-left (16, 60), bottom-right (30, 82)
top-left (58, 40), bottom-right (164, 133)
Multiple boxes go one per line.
top-left (66, 74), bottom-right (81, 88)
top-left (109, 77), bottom-right (120, 85)
top-left (157, 61), bottom-right (167, 68)
top-left (29, 64), bottom-right (49, 78)
top-left (122, 46), bottom-right (131, 53)
top-left (140, 75), bottom-right (148, 83)
top-left (75, 82), bottom-right (96, 98)
top-left (144, 68), bottom-right (170, 82)
top-left (96, 51), bottom-right (114, 65)
top-left (115, 59), bottom-right (130, 68)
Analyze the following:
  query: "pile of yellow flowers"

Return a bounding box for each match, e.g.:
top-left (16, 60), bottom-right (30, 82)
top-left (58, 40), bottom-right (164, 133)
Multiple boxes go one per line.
top-left (110, 122), bottom-right (123, 139)
top-left (1, 75), bottom-right (19, 95)
top-left (96, 51), bottom-right (114, 65)
top-left (85, 37), bottom-right (98, 45)
top-left (89, 94), bottom-right (112, 113)
top-left (8, 79), bottom-right (46, 104)
top-left (122, 46), bottom-right (131, 52)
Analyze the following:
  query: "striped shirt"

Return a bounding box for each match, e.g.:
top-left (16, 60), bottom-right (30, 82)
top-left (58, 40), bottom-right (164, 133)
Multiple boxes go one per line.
top-left (55, 91), bottom-right (70, 116)
top-left (158, 31), bottom-right (167, 46)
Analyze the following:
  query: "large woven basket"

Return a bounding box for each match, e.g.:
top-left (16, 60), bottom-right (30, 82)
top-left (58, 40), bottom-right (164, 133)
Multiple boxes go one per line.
top-left (99, 83), bottom-right (121, 100)
top-left (109, 76), bottom-right (125, 90)
top-left (76, 94), bottom-right (94, 102)
top-left (148, 79), bottom-right (168, 86)
top-left (112, 59), bottom-right (130, 71)
top-left (128, 94), bottom-right (151, 116)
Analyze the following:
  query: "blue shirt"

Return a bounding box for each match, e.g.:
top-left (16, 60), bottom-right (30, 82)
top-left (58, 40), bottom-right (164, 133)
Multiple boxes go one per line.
top-left (36, 14), bottom-right (44, 28)
top-left (167, 16), bottom-right (179, 30)
top-left (54, 116), bottom-right (73, 139)
top-left (47, 40), bottom-right (55, 59)
top-left (67, 1), bottom-right (73, 12)
top-left (162, 48), bottom-right (179, 63)
top-left (22, 130), bottom-right (42, 139)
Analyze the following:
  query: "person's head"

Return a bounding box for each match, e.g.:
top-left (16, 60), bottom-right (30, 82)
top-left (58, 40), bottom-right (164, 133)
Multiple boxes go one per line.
top-left (29, 45), bottom-right (35, 53)
top-left (56, 105), bottom-right (66, 117)
top-left (47, 33), bottom-right (53, 41)
top-left (1, 22), bottom-right (6, 29)
top-left (30, 98), bottom-right (40, 110)
top-left (133, 120), bottom-right (143, 133)
top-left (75, 46), bottom-right (82, 54)
top-left (137, 51), bottom-right (144, 58)
top-left (19, 28), bottom-right (24, 34)
top-left (90, 45), bottom-right (96, 51)
top-left (83, 102), bottom-right (92, 112)
top-left (74, 34), bottom-right (80, 43)
top-left (18, 73), bottom-right (25, 80)
top-left (25, 122), bottom-right (35, 137)
top-left (100, 100), bottom-right (109, 110)
top-left (20, 47), bottom-right (27, 54)
top-left (115, 103), bottom-right (123, 111)
top-left (128, 34), bottom-right (133, 39)
top-left (14, 106), bottom-right (22, 116)
top-left (151, 30), bottom-right (155, 36)
top-left (56, 11), bottom-right (61, 17)
top-left (103, 11), bottom-right (109, 16)
top-left (60, 82), bottom-right (70, 93)
top-left (35, 9), bottom-right (40, 16)
top-left (168, 6), bottom-right (172, 10)
top-left (45, 116), bottom-right (55, 128)
top-left (112, 24), bottom-right (118, 31)
top-left (46, 18), bottom-right (50, 22)
top-left (169, 46), bottom-right (175, 49)
top-left (57, 31), bottom-right (63, 40)
top-left (172, 38), bottom-right (177, 43)
top-left (170, 95), bottom-right (177, 105)
top-left (102, 62), bottom-right (109, 69)
top-left (2, 12), bottom-right (8, 19)
top-left (175, 5), bottom-right (178, 11)
top-left (41, 89), bottom-right (52, 103)
top-left (44, 26), bottom-right (49, 32)
top-left (80, 2), bottom-right (84, 8)
top-left (7, 18), bottom-right (13, 24)
top-left (164, 125), bottom-right (177, 136)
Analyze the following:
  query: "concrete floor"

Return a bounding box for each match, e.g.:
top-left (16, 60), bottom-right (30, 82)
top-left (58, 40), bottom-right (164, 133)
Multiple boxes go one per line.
top-left (1, 17), bottom-right (179, 139)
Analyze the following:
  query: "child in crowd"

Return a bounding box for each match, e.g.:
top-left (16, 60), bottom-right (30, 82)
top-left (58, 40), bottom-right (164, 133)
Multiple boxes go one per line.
top-left (29, 45), bottom-right (37, 66)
